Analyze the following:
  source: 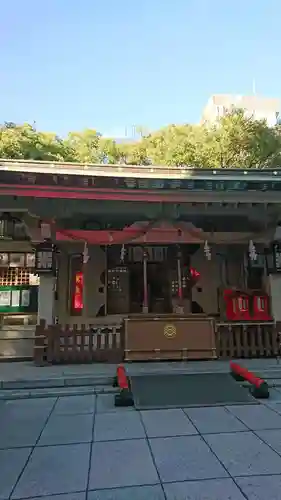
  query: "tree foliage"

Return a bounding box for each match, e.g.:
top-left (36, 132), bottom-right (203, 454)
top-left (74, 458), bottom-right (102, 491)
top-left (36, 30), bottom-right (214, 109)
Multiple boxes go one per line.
top-left (1, 110), bottom-right (281, 168)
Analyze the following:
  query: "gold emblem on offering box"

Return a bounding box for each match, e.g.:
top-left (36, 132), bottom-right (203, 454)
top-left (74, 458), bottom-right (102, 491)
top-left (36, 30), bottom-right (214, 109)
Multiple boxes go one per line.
top-left (164, 324), bottom-right (176, 338)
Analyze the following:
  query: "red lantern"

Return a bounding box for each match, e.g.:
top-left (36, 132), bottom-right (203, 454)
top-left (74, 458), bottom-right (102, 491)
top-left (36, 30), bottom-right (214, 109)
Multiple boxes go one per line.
top-left (252, 294), bottom-right (271, 321)
top-left (190, 267), bottom-right (200, 279)
top-left (223, 289), bottom-right (251, 321)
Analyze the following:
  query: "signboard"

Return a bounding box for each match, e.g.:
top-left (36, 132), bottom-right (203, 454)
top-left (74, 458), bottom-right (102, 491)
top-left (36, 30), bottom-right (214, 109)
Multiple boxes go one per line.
top-left (0, 285), bottom-right (38, 313)
top-left (35, 243), bottom-right (55, 274)
top-left (9, 253), bottom-right (25, 268)
top-left (0, 290), bottom-right (11, 306)
top-left (0, 252), bottom-right (35, 268)
top-left (265, 243), bottom-right (281, 274)
top-left (1, 170), bottom-right (281, 192)
top-left (272, 243), bottom-right (281, 273)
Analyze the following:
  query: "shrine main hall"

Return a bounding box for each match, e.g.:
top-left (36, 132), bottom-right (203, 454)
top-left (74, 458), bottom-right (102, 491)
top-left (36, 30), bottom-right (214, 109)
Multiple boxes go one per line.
top-left (0, 159), bottom-right (280, 363)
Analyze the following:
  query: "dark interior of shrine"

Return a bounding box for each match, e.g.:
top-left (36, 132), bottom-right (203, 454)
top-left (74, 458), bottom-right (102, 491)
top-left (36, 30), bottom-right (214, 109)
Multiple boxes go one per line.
top-left (106, 244), bottom-right (200, 315)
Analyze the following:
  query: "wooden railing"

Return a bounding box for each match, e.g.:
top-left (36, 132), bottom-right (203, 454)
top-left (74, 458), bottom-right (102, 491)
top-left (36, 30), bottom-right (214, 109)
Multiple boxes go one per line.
top-left (216, 322), bottom-right (278, 359)
top-left (34, 319), bottom-right (279, 364)
top-left (34, 320), bottom-right (124, 365)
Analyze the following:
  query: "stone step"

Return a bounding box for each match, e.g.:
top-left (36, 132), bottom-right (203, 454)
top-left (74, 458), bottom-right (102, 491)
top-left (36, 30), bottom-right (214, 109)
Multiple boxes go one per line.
top-left (2, 361), bottom-right (281, 392)
top-left (0, 374), bottom-right (114, 390)
top-left (0, 384), bottom-right (118, 401)
top-left (242, 378), bottom-right (281, 388)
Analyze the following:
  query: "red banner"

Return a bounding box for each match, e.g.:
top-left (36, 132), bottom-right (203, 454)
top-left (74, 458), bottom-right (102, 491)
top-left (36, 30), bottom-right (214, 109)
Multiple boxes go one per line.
top-left (73, 272), bottom-right (83, 310)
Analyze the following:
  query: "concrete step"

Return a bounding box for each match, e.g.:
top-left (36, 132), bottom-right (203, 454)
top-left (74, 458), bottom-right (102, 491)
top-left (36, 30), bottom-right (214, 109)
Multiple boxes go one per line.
top-left (0, 374), bottom-right (114, 390)
top-left (242, 378), bottom-right (281, 388)
top-left (0, 384), bottom-right (118, 401)
top-left (2, 360), bottom-right (281, 393)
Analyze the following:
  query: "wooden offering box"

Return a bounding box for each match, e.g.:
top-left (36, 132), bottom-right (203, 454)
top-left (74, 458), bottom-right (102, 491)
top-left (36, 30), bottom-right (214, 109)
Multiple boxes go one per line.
top-left (124, 314), bottom-right (216, 361)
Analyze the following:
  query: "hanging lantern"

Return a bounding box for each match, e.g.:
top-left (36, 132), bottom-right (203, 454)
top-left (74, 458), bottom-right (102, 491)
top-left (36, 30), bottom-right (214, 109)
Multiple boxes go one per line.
top-left (190, 267), bottom-right (200, 280)
top-left (249, 240), bottom-right (257, 261)
top-left (204, 240), bottom-right (211, 260)
top-left (120, 244), bottom-right (126, 263)
top-left (83, 241), bottom-right (89, 264)
top-left (0, 212), bottom-right (17, 240)
top-left (40, 222), bottom-right (51, 240)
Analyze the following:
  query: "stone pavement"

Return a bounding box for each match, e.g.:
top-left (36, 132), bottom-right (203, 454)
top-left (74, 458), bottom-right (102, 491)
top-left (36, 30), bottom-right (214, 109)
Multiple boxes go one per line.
top-left (2, 358), bottom-right (281, 383)
top-left (2, 390), bottom-right (281, 499)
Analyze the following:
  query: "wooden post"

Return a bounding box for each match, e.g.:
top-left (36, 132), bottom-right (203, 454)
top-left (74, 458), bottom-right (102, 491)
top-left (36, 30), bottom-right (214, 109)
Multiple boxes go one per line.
top-left (82, 242), bottom-right (89, 320)
top-left (142, 249), bottom-right (148, 313)
top-left (177, 247), bottom-right (183, 301)
top-left (105, 245), bottom-right (108, 316)
top-left (176, 246), bottom-right (184, 314)
top-left (33, 319), bottom-right (47, 366)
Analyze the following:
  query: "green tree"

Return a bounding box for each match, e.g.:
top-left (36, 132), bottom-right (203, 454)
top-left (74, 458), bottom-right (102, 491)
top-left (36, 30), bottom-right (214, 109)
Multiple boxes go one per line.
top-left (120, 142), bottom-right (150, 165)
top-left (203, 110), bottom-right (281, 168)
top-left (1, 110), bottom-right (281, 168)
top-left (145, 124), bottom-right (207, 166)
top-left (0, 122), bottom-right (71, 161)
top-left (64, 129), bottom-right (101, 163)
top-left (98, 138), bottom-right (122, 164)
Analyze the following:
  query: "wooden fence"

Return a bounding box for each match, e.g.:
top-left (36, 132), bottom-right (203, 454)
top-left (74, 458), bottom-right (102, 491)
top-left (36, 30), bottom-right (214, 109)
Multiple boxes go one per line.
top-left (34, 320), bottom-right (124, 365)
top-left (216, 322), bottom-right (279, 359)
top-left (34, 319), bottom-right (281, 365)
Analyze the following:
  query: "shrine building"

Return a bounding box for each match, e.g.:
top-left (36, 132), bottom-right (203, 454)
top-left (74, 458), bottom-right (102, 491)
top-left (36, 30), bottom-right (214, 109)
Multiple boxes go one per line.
top-left (0, 159), bottom-right (280, 363)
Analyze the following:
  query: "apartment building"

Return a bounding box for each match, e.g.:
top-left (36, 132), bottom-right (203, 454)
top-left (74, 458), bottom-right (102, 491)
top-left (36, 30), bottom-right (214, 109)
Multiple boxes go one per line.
top-left (201, 94), bottom-right (280, 127)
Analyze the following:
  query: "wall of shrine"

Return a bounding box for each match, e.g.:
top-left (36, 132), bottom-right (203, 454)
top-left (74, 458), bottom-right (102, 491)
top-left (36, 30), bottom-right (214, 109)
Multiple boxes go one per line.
top-left (55, 244), bottom-right (107, 325)
top-left (55, 243), bottom-right (246, 323)
top-left (191, 248), bottom-right (221, 315)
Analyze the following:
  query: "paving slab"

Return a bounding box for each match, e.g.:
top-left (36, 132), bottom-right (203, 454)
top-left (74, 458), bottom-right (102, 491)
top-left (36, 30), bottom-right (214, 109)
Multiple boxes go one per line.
top-left (226, 404), bottom-right (281, 430)
top-left (11, 443), bottom-right (91, 499)
top-left (236, 474), bottom-right (281, 499)
top-left (89, 439), bottom-right (159, 490)
top-left (265, 378), bottom-right (281, 387)
top-left (205, 431), bottom-right (281, 476)
top-left (88, 485), bottom-right (165, 500)
top-left (140, 409), bottom-right (198, 437)
top-left (184, 406), bottom-right (247, 434)
top-left (5, 367), bottom-right (281, 499)
top-left (262, 388), bottom-right (281, 401)
top-left (96, 393), bottom-right (135, 413)
top-left (1, 396), bottom-right (56, 416)
top-left (0, 412), bottom-right (49, 448)
top-left (255, 428), bottom-right (281, 456)
top-left (53, 394), bottom-right (96, 415)
top-left (163, 478), bottom-right (246, 500)
top-left (94, 412), bottom-right (145, 441)
top-left (23, 495), bottom-right (86, 500)
top-left (263, 401), bottom-right (281, 415)
top-left (149, 435), bottom-right (228, 483)
top-left (38, 413), bottom-right (94, 446)
top-left (0, 447), bottom-right (31, 499)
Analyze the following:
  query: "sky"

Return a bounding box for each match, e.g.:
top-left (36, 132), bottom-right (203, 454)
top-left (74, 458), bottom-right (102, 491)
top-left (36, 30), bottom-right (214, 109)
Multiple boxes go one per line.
top-left (0, 0), bottom-right (280, 137)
